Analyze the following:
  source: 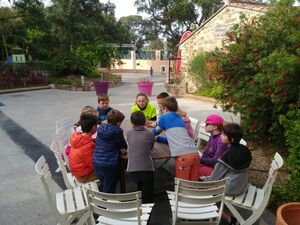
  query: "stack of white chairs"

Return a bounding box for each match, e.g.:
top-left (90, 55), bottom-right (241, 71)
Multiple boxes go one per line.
top-left (168, 178), bottom-right (228, 225)
top-left (35, 155), bottom-right (91, 225)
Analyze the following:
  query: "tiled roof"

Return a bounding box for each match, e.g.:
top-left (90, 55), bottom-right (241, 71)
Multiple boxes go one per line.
top-left (177, 0), bottom-right (268, 47)
top-left (229, 0), bottom-right (268, 12)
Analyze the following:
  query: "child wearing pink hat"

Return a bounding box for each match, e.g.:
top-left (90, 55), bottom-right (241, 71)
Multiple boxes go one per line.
top-left (199, 115), bottom-right (227, 179)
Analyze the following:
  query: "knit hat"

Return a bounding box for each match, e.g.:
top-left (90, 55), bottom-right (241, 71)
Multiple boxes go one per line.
top-left (205, 115), bottom-right (224, 125)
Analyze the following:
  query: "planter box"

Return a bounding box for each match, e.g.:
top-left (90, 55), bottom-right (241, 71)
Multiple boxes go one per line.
top-left (165, 83), bottom-right (180, 96)
top-left (137, 82), bottom-right (153, 96)
top-left (93, 81), bottom-right (109, 95)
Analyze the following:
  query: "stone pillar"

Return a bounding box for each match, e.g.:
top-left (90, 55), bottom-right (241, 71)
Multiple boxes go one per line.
top-left (131, 50), bottom-right (136, 70)
top-left (155, 50), bottom-right (161, 61)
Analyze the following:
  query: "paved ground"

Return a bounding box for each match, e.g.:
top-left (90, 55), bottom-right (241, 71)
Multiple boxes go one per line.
top-left (0, 73), bottom-right (274, 225)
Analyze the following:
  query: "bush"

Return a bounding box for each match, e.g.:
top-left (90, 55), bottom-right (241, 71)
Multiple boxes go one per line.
top-left (0, 64), bottom-right (48, 89)
top-left (209, 0), bottom-right (300, 143)
top-left (189, 52), bottom-right (223, 98)
top-left (271, 109), bottom-right (300, 207)
top-left (51, 52), bottom-right (93, 76)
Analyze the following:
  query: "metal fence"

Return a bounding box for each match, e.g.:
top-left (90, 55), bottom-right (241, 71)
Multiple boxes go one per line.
top-left (136, 51), bottom-right (156, 60)
top-left (0, 61), bottom-right (51, 76)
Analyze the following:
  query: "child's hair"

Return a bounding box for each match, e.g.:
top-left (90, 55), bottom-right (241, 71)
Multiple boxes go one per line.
top-left (222, 123), bottom-right (244, 146)
top-left (157, 92), bottom-right (169, 99)
top-left (76, 106), bottom-right (98, 127)
top-left (136, 93), bottom-right (149, 101)
top-left (81, 105), bottom-right (98, 116)
top-left (107, 109), bottom-right (125, 125)
top-left (162, 96), bottom-right (178, 112)
top-left (97, 93), bottom-right (110, 104)
top-left (80, 114), bottom-right (98, 133)
top-left (130, 111), bottom-right (146, 127)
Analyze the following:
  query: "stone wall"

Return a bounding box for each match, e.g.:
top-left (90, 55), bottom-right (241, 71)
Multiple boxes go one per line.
top-left (179, 4), bottom-right (265, 93)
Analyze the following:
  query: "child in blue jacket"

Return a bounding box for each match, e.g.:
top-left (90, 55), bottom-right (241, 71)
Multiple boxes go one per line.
top-left (93, 109), bottom-right (127, 193)
top-left (152, 97), bottom-right (199, 181)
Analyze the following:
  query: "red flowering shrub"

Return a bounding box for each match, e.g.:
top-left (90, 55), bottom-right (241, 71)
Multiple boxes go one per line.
top-left (0, 64), bottom-right (48, 89)
top-left (210, 0), bottom-right (300, 144)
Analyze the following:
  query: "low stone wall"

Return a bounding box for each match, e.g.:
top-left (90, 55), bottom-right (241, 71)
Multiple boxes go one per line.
top-left (54, 79), bottom-right (123, 91)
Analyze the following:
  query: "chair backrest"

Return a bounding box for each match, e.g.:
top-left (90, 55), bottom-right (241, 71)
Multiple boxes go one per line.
top-left (263, 152), bottom-right (284, 195)
top-left (35, 156), bottom-right (90, 225)
top-left (86, 188), bottom-right (143, 225)
top-left (189, 117), bottom-right (200, 136)
top-left (50, 139), bottom-right (75, 189)
top-left (56, 116), bottom-right (77, 131)
top-left (35, 156), bottom-right (70, 225)
top-left (173, 178), bottom-right (227, 225)
top-left (56, 126), bottom-right (74, 169)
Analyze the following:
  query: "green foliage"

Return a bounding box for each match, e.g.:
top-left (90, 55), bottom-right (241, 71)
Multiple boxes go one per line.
top-left (51, 52), bottom-right (92, 76)
top-left (189, 52), bottom-right (223, 98)
top-left (271, 109), bottom-right (300, 207)
top-left (209, 0), bottom-right (300, 143)
top-left (134, 0), bottom-right (223, 49)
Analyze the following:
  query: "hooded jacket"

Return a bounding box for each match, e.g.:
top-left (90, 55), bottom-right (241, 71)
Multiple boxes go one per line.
top-left (69, 132), bottom-right (95, 177)
top-left (97, 106), bottom-right (112, 124)
top-left (208, 144), bottom-right (252, 196)
top-left (93, 124), bottom-right (127, 169)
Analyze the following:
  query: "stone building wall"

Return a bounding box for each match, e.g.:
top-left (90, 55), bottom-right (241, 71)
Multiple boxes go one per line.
top-left (179, 3), bottom-right (266, 93)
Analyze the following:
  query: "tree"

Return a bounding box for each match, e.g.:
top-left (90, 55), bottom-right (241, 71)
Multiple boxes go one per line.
top-left (209, 0), bottom-right (300, 143)
top-left (134, 0), bottom-right (223, 49)
top-left (119, 15), bottom-right (144, 49)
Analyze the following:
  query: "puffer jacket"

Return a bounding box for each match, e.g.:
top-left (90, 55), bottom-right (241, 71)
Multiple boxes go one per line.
top-left (69, 132), bottom-right (95, 177)
top-left (93, 124), bottom-right (127, 169)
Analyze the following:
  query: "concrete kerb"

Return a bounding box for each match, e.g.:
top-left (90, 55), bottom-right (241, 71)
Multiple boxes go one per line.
top-left (0, 86), bottom-right (50, 94)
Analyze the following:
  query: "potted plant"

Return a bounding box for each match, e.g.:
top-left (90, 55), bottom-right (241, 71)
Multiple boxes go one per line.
top-left (276, 202), bottom-right (300, 225)
top-left (137, 78), bottom-right (154, 96)
top-left (166, 77), bottom-right (181, 96)
top-left (93, 72), bottom-right (109, 95)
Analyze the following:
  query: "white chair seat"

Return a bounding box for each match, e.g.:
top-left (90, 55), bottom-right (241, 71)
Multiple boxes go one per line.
top-left (56, 186), bottom-right (87, 215)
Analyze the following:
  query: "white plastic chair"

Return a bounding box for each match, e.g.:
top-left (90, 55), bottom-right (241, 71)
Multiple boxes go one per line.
top-left (35, 155), bottom-right (91, 225)
top-left (86, 188), bottom-right (153, 225)
top-left (169, 178), bottom-right (228, 225)
top-left (189, 116), bottom-right (201, 145)
top-left (50, 139), bottom-right (77, 189)
top-left (197, 121), bottom-right (247, 146)
top-left (224, 152), bottom-right (284, 225)
top-left (56, 116), bottom-right (77, 131)
top-left (56, 126), bottom-right (75, 169)
top-left (50, 139), bottom-right (100, 189)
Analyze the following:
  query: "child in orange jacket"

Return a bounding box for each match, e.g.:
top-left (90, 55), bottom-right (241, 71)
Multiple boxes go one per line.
top-left (69, 114), bottom-right (98, 183)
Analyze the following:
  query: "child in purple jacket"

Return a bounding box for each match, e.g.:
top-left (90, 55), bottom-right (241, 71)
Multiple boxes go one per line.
top-left (199, 115), bottom-right (227, 178)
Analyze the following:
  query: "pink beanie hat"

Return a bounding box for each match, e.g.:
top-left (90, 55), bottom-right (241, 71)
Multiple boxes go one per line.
top-left (205, 115), bottom-right (224, 125)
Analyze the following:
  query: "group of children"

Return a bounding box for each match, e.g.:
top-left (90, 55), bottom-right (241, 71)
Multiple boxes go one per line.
top-left (68, 91), bottom-right (252, 209)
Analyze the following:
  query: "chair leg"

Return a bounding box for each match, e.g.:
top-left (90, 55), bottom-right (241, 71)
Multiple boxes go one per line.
top-left (225, 202), bottom-right (245, 224)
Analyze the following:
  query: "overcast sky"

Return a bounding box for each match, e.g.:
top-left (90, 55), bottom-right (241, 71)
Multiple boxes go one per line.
top-left (0, 0), bottom-right (140, 19)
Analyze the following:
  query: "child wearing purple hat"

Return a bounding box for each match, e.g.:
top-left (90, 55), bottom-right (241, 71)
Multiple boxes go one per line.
top-left (199, 115), bottom-right (227, 179)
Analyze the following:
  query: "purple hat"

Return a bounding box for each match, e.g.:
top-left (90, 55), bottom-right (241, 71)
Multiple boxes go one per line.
top-left (205, 115), bottom-right (224, 125)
